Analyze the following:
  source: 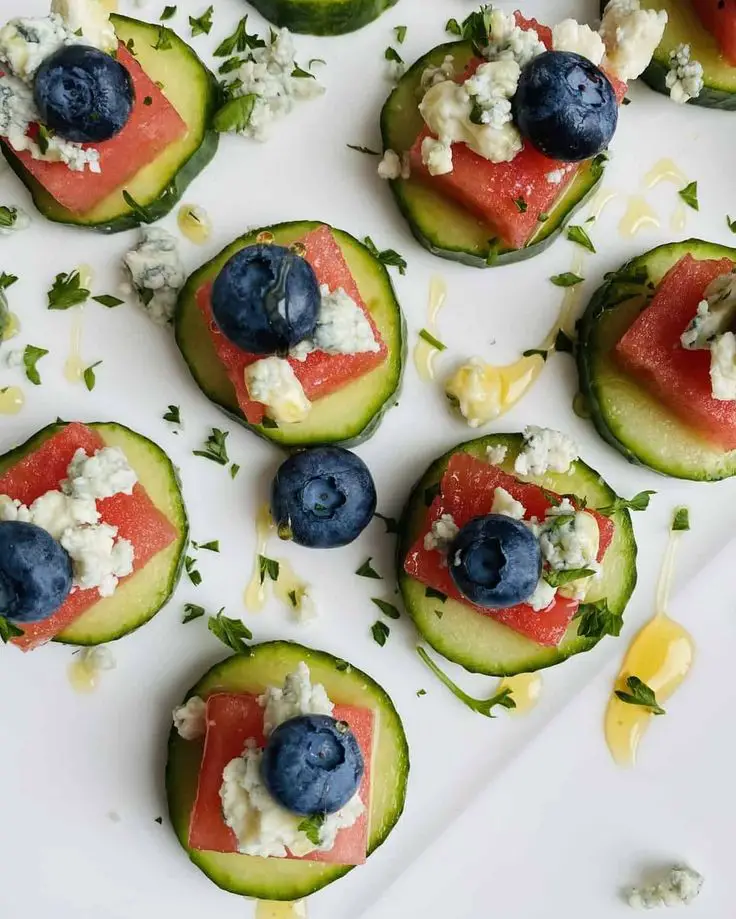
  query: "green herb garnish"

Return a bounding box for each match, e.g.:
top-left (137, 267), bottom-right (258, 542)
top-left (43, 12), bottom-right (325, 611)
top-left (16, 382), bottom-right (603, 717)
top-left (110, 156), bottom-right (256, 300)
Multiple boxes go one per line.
top-left (92, 294), bottom-right (124, 308)
top-left (193, 428), bottom-right (230, 465)
top-left (83, 361), bottom-right (102, 392)
top-left (214, 16), bottom-right (264, 56)
top-left (152, 25), bottom-right (172, 50)
top-left (160, 5), bottom-right (177, 20)
top-left (544, 567), bottom-right (595, 588)
top-left (513, 196), bottom-right (528, 213)
top-left (208, 611), bottom-right (252, 654)
top-left (522, 348), bottom-right (549, 361)
top-left (189, 6), bottom-right (213, 35)
top-left (416, 688), bottom-right (427, 697)
top-left (47, 270), bottom-right (90, 310)
top-left (425, 587), bottom-right (446, 602)
top-left (575, 599), bottom-right (623, 640)
top-left (371, 598), bottom-right (401, 619)
top-left (566, 225), bottom-right (596, 253)
top-left (417, 646), bottom-right (516, 717)
top-left (122, 190), bottom-right (154, 223)
top-left (0, 206), bottom-right (20, 229)
top-left (259, 555), bottom-right (280, 583)
top-left (356, 558), bottom-right (381, 579)
top-left (0, 615), bottom-right (23, 643)
top-left (230, 464), bottom-right (240, 479)
top-left (419, 328), bottom-right (446, 351)
top-left (182, 603), bottom-right (205, 624)
top-left (194, 540), bottom-right (220, 553)
top-left (727, 215), bottom-right (736, 233)
top-left (679, 181), bottom-right (699, 211)
top-left (23, 345), bottom-right (48, 385)
top-left (0, 273), bottom-right (18, 289)
top-left (184, 556), bottom-right (202, 587)
top-left (672, 507), bottom-right (690, 532)
top-left (163, 405), bottom-right (181, 425)
top-left (291, 64), bottom-right (315, 79)
top-left (597, 490), bottom-right (656, 517)
top-left (394, 25), bottom-right (407, 43)
top-left (374, 512), bottom-right (398, 534)
top-left (298, 814), bottom-right (325, 845)
top-left (371, 620), bottom-right (390, 646)
top-left (550, 273), bottom-right (584, 287)
top-left (385, 46), bottom-right (403, 64)
top-left (213, 94), bottom-right (257, 133)
top-left (347, 144), bottom-right (379, 155)
top-left (143, 96), bottom-right (153, 105)
top-left (614, 675), bottom-right (666, 715)
top-left (554, 330), bottom-right (574, 353)
top-left (362, 236), bottom-right (407, 275)
top-left (335, 658), bottom-right (351, 672)
top-left (445, 18), bottom-right (462, 35)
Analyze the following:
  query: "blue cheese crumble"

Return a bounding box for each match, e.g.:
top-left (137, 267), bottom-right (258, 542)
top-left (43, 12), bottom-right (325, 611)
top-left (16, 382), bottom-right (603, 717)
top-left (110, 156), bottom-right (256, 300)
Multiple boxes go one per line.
top-left (291, 285), bottom-right (379, 361)
top-left (627, 865), bottom-right (703, 909)
top-left (423, 513), bottom-right (459, 553)
top-left (123, 227), bottom-right (186, 326)
top-left (173, 696), bottom-right (207, 740)
top-left (552, 20), bottom-right (605, 65)
top-left (665, 44), bottom-right (704, 104)
top-left (599, 0), bottom-right (668, 82)
top-left (681, 270), bottom-right (736, 400)
top-left (244, 356), bottom-right (311, 424)
top-left (514, 426), bottom-right (579, 477)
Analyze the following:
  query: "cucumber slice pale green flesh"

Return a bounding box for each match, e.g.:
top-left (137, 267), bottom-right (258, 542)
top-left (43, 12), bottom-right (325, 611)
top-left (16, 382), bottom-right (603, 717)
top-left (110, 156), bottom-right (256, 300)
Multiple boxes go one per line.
top-left (2, 16), bottom-right (220, 233)
top-left (247, 0), bottom-right (399, 36)
top-left (165, 641), bottom-right (409, 900)
top-left (0, 421), bottom-right (188, 644)
top-left (175, 220), bottom-right (405, 450)
top-left (397, 433), bottom-right (637, 676)
top-left (380, 41), bottom-right (606, 268)
top-left (578, 237), bottom-right (736, 481)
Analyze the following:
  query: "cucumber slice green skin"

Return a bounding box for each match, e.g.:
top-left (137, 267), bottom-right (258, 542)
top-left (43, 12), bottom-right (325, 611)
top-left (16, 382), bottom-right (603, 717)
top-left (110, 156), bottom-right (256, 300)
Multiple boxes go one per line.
top-left (165, 641), bottom-right (409, 901)
top-left (380, 41), bottom-right (606, 269)
top-left (577, 238), bottom-right (736, 481)
top-left (175, 220), bottom-right (406, 450)
top-left (249, 0), bottom-right (399, 36)
top-left (2, 16), bottom-right (221, 234)
top-left (397, 434), bottom-right (637, 676)
top-left (0, 421), bottom-right (188, 645)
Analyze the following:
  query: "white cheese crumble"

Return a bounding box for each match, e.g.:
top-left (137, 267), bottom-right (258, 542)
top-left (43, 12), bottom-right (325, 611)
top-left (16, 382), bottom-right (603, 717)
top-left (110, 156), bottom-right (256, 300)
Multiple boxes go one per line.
top-left (420, 54), bottom-right (456, 92)
top-left (546, 169), bottom-right (565, 185)
top-left (552, 20), bottom-right (606, 66)
top-left (259, 661), bottom-right (333, 734)
top-left (244, 356), bottom-right (311, 424)
top-left (709, 332), bottom-right (736, 401)
top-left (0, 205), bottom-right (29, 235)
top-left (491, 487), bottom-right (525, 520)
top-left (60, 521), bottom-right (134, 596)
top-left (539, 504), bottom-right (600, 571)
top-left (50, 0), bottom-right (117, 54)
top-left (599, 0), bottom-right (668, 82)
top-left (514, 427), bottom-right (579, 478)
top-left (24, 491), bottom-right (99, 539)
top-left (481, 8), bottom-right (546, 68)
top-left (376, 148), bottom-right (410, 181)
top-left (123, 227), bottom-right (186, 326)
top-left (173, 695), bottom-right (207, 741)
top-left (486, 444), bottom-right (508, 465)
top-left (291, 285), bottom-right (379, 361)
top-left (665, 43), bottom-right (704, 104)
top-left (423, 513), bottom-right (459, 553)
top-left (0, 13), bottom-right (73, 82)
top-left (627, 865), bottom-right (703, 910)
top-left (528, 578), bottom-right (557, 612)
top-left (63, 446), bottom-right (137, 500)
top-left (680, 271), bottom-right (736, 400)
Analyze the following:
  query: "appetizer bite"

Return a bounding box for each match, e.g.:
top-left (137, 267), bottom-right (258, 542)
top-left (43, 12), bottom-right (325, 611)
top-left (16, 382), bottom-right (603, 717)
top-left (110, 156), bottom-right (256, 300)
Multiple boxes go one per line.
top-left (578, 239), bottom-right (736, 480)
top-left (379, 5), bottom-right (665, 267)
top-left (398, 430), bottom-right (637, 675)
top-left (243, 0), bottom-right (399, 37)
top-left (0, 421), bottom-right (187, 649)
top-left (167, 642), bottom-right (408, 899)
top-left (0, 0), bottom-right (219, 232)
top-left (176, 221), bottom-right (405, 448)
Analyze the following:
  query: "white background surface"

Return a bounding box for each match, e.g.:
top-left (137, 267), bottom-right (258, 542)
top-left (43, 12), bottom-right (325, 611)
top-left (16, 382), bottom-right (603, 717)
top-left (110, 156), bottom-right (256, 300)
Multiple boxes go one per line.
top-left (0, 1), bottom-right (734, 917)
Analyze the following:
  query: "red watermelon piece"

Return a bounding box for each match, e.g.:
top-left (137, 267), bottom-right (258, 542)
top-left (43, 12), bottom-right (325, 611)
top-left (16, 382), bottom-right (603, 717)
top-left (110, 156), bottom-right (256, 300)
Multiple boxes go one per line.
top-left (188, 693), bottom-right (373, 865)
top-left (691, 0), bottom-right (736, 65)
top-left (409, 13), bottom-right (627, 249)
top-left (4, 43), bottom-right (187, 215)
top-left (616, 254), bottom-right (736, 450)
top-left (196, 225), bottom-right (388, 425)
top-left (404, 453), bottom-right (614, 647)
top-left (0, 422), bottom-right (178, 651)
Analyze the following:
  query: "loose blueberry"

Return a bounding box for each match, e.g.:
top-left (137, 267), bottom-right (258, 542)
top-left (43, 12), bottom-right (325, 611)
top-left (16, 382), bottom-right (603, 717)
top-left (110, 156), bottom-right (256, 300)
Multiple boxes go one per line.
top-left (211, 244), bottom-right (320, 355)
top-left (261, 714), bottom-right (364, 816)
top-left (0, 521), bottom-right (73, 623)
top-left (448, 514), bottom-right (541, 609)
top-left (271, 446), bottom-right (377, 549)
top-left (34, 45), bottom-right (134, 144)
top-left (512, 51), bottom-right (618, 162)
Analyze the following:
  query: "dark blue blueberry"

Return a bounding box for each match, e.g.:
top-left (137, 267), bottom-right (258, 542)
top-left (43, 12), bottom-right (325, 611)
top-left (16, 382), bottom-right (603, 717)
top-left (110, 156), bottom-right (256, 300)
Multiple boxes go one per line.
top-left (211, 244), bottom-right (320, 355)
top-left (271, 447), bottom-right (377, 549)
top-left (0, 521), bottom-right (72, 623)
top-left (448, 514), bottom-right (541, 609)
top-left (34, 45), bottom-right (134, 144)
top-left (261, 714), bottom-right (364, 816)
top-left (512, 51), bottom-right (618, 162)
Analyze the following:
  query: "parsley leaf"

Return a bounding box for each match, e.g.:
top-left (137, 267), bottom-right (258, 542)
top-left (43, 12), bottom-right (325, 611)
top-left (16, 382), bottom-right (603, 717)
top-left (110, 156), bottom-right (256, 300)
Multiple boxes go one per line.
top-left (152, 24), bottom-right (172, 50)
top-left (195, 540), bottom-right (220, 553)
top-left (550, 272), bottom-right (584, 287)
top-left (485, 239), bottom-right (502, 265)
top-left (335, 658), bottom-right (351, 672)
top-left (394, 25), bottom-right (407, 43)
top-left (23, 345), bottom-right (48, 385)
top-left (419, 328), bottom-right (446, 351)
top-left (213, 94), bottom-right (257, 133)
top-left (193, 428), bottom-right (230, 465)
top-left (208, 610), bottom-right (252, 654)
top-left (425, 587), bottom-right (447, 602)
top-left (513, 196), bottom-right (527, 213)
top-left (298, 814), bottom-right (325, 845)
top-left (362, 236), bottom-right (407, 275)
top-left (614, 675), bottom-right (666, 715)
top-left (160, 5), bottom-right (177, 19)
top-left (259, 555), bottom-right (280, 583)
top-left (163, 405), bottom-right (181, 425)
top-left (184, 556), bottom-right (202, 587)
top-left (230, 463), bottom-right (241, 479)
top-left (291, 64), bottom-right (315, 79)
top-left (0, 615), bottom-right (23, 643)
top-left (445, 18), bottom-right (462, 35)
top-left (458, 7), bottom-right (495, 55)
top-left (672, 506), bottom-right (690, 532)
top-left (0, 206), bottom-right (21, 229)
top-left (182, 603), bottom-right (205, 624)
top-left (0, 272), bottom-right (18, 289)
top-left (374, 512), bottom-right (398, 534)
top-left (371, 620), bottom-right (390, 646)
top-left (416, 688), bottom-right (427, 697)
top-left (214, 16), bottom-right (264, 56)
top-left (554, 329), bottom-right (574, 353)
top-left (597, 490), bottom-right (656, 517)
top-left (371, 598), bottom-right (401, 619)
top-left (122, 190), bottom-right (154, 223)
top-left (356, 558), bottom-right (381, 579)
top-left (384, 46), bottom-right (403, 64)
top-left (189, 5), bottom-right (213, 35)
top-left (679, 181), bottom-right (699, 211)
top-left (544, 567), bottom-right (595, 588)
top-left (522, 348), bottom-right (549, 361)
top-left (575, 599), bottom-right (623, 640)
top-left (727, 215), bottom-right (736, 234)
top-left (47, 270), bottom-right (90, 310)
top-left (92, 294), bottom-right (124, 308)
top-left (566, 225), bottom-right (596, 253)
top-left (417, 646), bottom-right (516, 717)
top-left (83, 360), bottom-right (102, 392)
top-left (347, 144), bottom-right (379, 155)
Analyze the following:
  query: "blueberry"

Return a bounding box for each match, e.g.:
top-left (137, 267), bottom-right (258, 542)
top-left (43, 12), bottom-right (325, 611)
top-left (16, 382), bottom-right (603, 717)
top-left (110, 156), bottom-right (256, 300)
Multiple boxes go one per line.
top-left (261, 714), bottom-right (364, 816)
top-left (211, 244), bottom-right (320, 355)
top-left (512, 51), bottom-right (618, 162)
top-left (448, 514), bottom-right (541, 609)
top-left (0, 521), bottom-right (72, 623)
top-left (271, 447), bottom-right (377, 549)
top-left (34, 45), bottom-right (134, 144)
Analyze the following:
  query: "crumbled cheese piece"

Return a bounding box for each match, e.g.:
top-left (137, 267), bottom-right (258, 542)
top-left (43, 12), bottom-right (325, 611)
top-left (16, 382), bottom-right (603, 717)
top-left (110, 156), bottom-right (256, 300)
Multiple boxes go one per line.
top-left (709, 331), bottom-right (736, 401)
top-left (514, 426), bottom-right (579, 477)
top-left (173, 696), bottom-right (207, 741)
top-left (423, 513), bottom-right (460, 553)
top-left (3, 347), bottom-right (23, 369)
top-left (528, 578), bottom-right (556, 612)
top-left (60, 523), bottom-right (134, 596)
top-left (627, 865), bottom-right (703, 909)
top-left (420, 135), bottom-right (454, 177)
top-left (63, 446), bottom-right (137, 500)
top-left (259, 661), bottom-right (333, 736)
top-left (50, 0), bottom-right (117, 54)
top-left (0, 13), bottom-right (72, 81)
top-left (464, 59), bottom-right (520, 130)
top-left (680, 271), bottom-right (736, 400)
top-left (27, 490), bottom-right (99, 540)
top-left (665, 43), bottom-right (704, 104)
top-left (376, 148), bottom-right (409, 181)
top-left (0, 495), bottom-right (30, 521)
top-left (482, 8), bottom-right (546, 68)
top-left (291, 286), bottom-right (379, 362)
top-left (445, 357), bottom-right (504, 427)
top-left (244, 356), bottom-right (312, 424)
top-left (123, 227), bottom-right (186, 325)
top-left (491, 487), bottom-right (525, 520)
top-left (0, 205), bottom-right (29, 235)
top-left (420, 54), bottom-right (455, 92)
top-left (546, 169), bottom-right (565, 185)
top-left (599, 0), bottom-right (668, 81)
top-left (552, 19), bottom-right (606, 65)
top-left (486, 444), bottom-right (508, 465)
top-left (539, 506), bottom-right (600, 571)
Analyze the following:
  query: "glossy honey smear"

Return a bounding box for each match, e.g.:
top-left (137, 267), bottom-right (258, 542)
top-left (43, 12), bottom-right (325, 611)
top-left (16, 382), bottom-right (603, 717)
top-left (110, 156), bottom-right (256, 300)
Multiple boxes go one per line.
top-left (178, 204), bottom-right (212, 245)
top-left (619, 196), bottom-right (661, 238)
top-left (644, 157), bottom-right (688, 189)
top-left (1, 311), bottom-right (20, 341)
top-left (605, 526), bottom-right (695, 767)
top-left (498, 672), bottom-right (542, 715)
top-left (586, 187), bottom-right (618, 223)
top-left (67, 647), bottom-right (115, 695)
top-left (256, 900), bottom-right (307, 919)
top-left (0, 386), bottom-right (24, 415)
top-left (64, 307), bottom-right (86, 384)
top-left (413, 275), bottom-right (447, 382)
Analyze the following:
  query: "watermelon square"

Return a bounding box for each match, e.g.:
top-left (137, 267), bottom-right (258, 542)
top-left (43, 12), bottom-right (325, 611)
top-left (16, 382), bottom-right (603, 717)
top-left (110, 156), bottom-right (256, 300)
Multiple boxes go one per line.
top-left (616, 254), bottom-right (736, 450)
top-left (691, 0), bottom-right (736, 65)
top-left (0, 422), bottom-right (178, 651)
top-left (188, 692), bottom-right (373, 865)
top-left (403, 453), bottom-right (614, 647)
top-left (4, 43), bottom-right (187, 215)
top-left (196, 225), bottom-right (388, 425)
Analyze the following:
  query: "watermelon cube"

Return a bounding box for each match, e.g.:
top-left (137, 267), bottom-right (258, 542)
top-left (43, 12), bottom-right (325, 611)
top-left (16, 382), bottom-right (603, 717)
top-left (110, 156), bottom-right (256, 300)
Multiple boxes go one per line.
top-left (616, 254), bottom-right (736, 450)
top-left (188, 692), bottom-right (373, 865)
top-left (691, 0), bottom-right (736, 66)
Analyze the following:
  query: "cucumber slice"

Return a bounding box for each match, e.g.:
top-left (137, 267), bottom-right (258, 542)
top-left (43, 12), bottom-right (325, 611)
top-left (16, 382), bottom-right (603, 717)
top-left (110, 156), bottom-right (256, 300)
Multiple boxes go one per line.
top-left (397, 433), bottom-right (637, 676)
top-left (578, 238), bottom-right (736, 481)
top-left (380, 42), bottom-right (605, 269)
top-left (247, 0), bottom-right (399, 36)
top-left (2, 16), bottom-right (220, 233)
top-left (175, 220), bottom-right (405, 449)
top-left (165, 641), bottom-right (409, 900)
top-left (0, 421), bottom-right (188, 644)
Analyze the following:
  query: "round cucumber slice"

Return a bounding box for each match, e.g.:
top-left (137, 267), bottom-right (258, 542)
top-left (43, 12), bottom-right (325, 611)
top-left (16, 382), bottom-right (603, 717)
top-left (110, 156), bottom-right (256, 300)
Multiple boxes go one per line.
top-left (578, 238), bottom-right (736, 481)
top-left (397, 433), bottom-right (637, 676)
top-left (0, 421), bottom-right (188, 645)
top-left (165, 641), bottom-right (409, 900)
top-left (246, 0), bottom-right (399, 36)
top-left (175, 220), bottom-right (405, 449)
top-left (2, 16), bottom-right (220, 233)
top-left (380, 41), bottom-right (606, 269)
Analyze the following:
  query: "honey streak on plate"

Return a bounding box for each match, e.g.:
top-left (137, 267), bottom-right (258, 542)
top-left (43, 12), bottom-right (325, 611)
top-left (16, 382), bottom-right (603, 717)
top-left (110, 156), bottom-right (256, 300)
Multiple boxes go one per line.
top-left (1, 311), bottom-right (20, 342)
top-left (413, 275), bottom-right (447, 382)
top-left (605, 525), bottom-right (695, 767)
top-left (177, 204), bottom-right (212, 245)
top-left (244, 504), bottom-right (312, 618)
top-left (256, 900), bottom-right (307, 919)
top-left (0, 386), bottom-right (24, 415)
top-left (498, 672), bottom-right (542, 715)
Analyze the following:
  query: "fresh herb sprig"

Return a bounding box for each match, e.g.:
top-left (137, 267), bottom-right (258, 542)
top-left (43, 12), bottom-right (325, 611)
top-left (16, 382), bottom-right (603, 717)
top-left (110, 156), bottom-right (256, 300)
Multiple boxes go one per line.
top-left (47, 270), bottom-right (90, 310)
top-left (598, 490), bottom-right (656, 517)
top-left (363, 236), bottom-right (407, 275)
top-left (208, 611), bottom-right (252, 654)
top-left (417, 646), bottom-right (516, 717)
top-left (193, 428), bottom-right (230, 465)
top-left (614, 675), bottom-right (666, 715)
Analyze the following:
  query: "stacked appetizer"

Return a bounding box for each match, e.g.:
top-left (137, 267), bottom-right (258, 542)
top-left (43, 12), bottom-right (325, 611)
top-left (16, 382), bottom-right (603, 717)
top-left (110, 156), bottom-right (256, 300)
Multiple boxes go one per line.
top-left (246, 0), bottom-right (399, 36)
